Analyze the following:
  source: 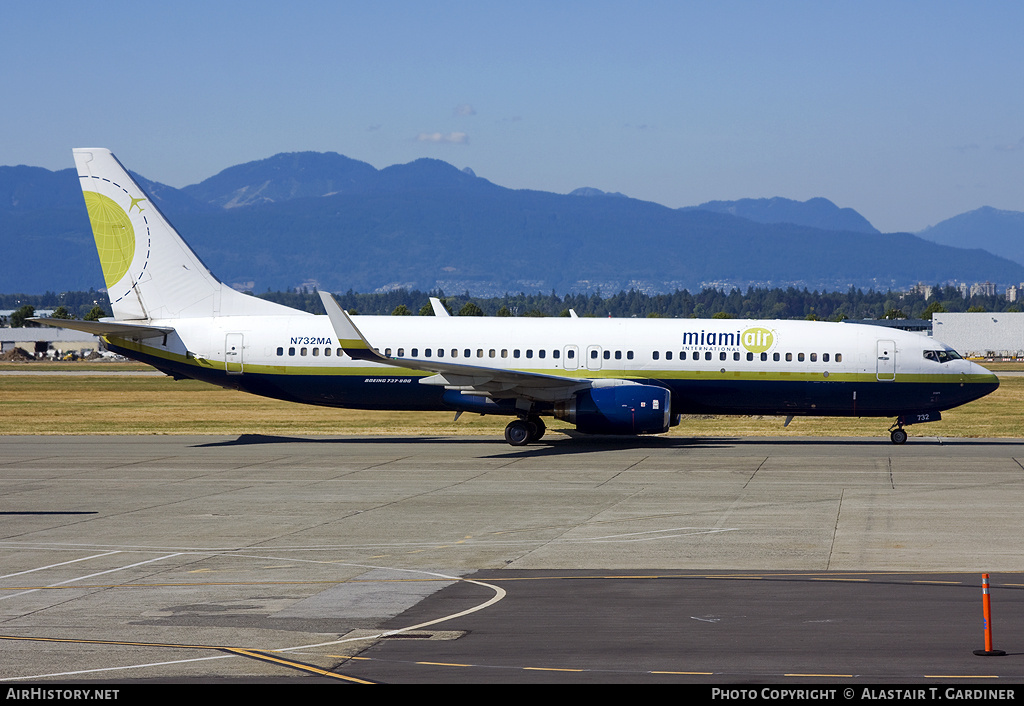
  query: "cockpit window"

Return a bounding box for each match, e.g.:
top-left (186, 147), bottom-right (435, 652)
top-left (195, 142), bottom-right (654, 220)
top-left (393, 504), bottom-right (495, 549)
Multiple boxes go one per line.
top-left (924, 349), bottom-right (962, 364)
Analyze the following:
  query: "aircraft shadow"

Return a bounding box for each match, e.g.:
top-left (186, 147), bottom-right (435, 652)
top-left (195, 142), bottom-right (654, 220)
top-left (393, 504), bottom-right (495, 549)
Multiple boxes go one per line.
top-left (191, 433), bottom-right (1024, 457)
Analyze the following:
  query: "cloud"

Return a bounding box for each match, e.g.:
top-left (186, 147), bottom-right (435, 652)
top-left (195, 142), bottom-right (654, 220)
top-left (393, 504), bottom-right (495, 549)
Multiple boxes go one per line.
top-left (416, 132), bottom-right (469, 144)
top-left (454, 103), bottom-right (476, 116)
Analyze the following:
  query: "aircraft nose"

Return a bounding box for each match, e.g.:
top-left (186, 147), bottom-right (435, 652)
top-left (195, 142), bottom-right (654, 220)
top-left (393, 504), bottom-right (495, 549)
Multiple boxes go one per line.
top-left (967, 361), bottom-right (999, 391)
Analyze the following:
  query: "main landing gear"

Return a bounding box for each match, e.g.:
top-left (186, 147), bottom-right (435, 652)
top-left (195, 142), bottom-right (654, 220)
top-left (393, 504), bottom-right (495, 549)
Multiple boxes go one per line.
top-left (504, 416), bottom-right (546, 446)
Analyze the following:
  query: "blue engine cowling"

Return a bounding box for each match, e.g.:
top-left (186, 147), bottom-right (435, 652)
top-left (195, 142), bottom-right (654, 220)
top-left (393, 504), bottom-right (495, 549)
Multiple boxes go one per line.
top-left (555, 383), bottom-right (671, 435)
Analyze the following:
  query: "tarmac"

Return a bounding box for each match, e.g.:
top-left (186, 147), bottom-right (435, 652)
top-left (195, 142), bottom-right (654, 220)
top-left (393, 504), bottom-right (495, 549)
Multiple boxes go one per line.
top-left (2, 433), bottom-right (1024, 684)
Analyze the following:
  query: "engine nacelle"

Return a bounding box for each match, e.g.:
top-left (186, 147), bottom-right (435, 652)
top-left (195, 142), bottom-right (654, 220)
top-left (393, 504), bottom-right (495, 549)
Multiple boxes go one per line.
top-left (555, 383), bottom-right (671, 435)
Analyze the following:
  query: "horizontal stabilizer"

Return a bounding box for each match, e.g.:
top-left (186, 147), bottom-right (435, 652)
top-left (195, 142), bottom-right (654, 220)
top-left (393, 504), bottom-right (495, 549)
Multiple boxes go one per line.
top-left (29, 318), bottom-right (174, 340)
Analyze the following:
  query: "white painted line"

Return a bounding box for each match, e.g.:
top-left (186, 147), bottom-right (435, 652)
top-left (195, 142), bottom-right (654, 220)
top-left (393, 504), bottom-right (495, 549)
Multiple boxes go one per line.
top-left (0, 655), bottom-right (231, 682)
top-left (564, 527), bottom-right (739, 543)
top-left (0, 553), bottom-right (183, 601)
top-left (0, 551), bottom-right (121, 580)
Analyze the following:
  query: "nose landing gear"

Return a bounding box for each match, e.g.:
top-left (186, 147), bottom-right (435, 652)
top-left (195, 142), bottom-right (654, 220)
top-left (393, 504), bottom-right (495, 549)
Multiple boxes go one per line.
top-left (887, 411), bottom-right (941, 444)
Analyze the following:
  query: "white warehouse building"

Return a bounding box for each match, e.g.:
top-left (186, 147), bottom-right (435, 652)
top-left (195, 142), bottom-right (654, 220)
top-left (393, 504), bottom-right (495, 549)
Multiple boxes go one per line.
top-left (932, 312), bottom-right (1024, 358)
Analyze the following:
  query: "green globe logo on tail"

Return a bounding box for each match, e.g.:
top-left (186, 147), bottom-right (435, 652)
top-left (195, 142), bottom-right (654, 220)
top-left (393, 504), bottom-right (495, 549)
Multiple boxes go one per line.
top-left (83, 191), bottom-right (135, 289)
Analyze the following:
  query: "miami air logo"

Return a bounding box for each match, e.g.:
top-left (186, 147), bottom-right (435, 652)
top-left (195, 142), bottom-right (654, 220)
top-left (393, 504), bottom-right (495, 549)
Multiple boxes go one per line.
top-left (741, 327), bottom-right (776, 353)
top-left (83, 191), bottom-right (136, 289)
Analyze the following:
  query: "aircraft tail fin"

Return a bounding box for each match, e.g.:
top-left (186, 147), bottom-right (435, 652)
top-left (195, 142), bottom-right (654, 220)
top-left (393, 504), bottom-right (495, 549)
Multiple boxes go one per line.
top-left (73, 148), bottom-right (291, 321)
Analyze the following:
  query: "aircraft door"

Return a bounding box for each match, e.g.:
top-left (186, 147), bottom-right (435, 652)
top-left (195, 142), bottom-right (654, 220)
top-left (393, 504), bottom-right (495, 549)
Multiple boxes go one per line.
top-left (563, 345), bottom-right (579, 371)
top-left (225, 333), bottom-right (244, 374)
top-left (876, 339), bottom-right (895, 381)
top-left (586, 345), bottom-right (603, 371)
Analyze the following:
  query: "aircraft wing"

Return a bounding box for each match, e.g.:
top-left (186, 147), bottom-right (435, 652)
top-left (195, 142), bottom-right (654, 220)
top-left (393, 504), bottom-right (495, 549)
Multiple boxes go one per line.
top-left (28, 318), bottom-right (175, 340)
top-left (318, 291), bottom-right (590, 401)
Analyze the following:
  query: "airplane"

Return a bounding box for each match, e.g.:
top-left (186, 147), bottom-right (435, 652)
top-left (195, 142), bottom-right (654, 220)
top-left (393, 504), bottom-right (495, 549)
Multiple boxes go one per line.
top-left (34, 148), bottom-right (999, 446)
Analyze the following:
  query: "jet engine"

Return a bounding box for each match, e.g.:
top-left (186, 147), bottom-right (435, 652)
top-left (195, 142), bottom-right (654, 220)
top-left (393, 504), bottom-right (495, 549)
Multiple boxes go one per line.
top-left (554, 382), bottom-right (671, 435)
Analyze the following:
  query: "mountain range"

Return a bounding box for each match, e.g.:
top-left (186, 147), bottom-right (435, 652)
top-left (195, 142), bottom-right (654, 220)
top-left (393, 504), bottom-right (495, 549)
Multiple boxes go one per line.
top-left (2, 152), bottom-right (1023, 296)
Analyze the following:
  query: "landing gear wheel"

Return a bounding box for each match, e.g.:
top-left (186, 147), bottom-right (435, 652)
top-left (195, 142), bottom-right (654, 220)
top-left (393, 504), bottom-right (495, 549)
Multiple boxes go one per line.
top-left (505, 419), bottom-right (532, 446)
top-left (890, 428), bottom-right (908, 445)
top-left (527, 416), bottom-right (546, 442)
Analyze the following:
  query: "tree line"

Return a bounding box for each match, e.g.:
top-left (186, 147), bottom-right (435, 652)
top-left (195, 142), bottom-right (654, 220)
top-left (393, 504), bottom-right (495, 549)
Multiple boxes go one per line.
top-left (257, 284), bottom-right (1018, 321)
top-left (2, 285), bottom-right (1019, 326)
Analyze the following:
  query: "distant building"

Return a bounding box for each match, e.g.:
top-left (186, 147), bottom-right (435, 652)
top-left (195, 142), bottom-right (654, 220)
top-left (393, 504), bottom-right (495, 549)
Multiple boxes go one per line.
top-left (909, 283), bottom-right (933, 300)
top-left (932, 312), bottom-right (1024, 358)
top-left (970, 281), bottom-right (997, 297)
top-left (844, 318), bottom-right (932, 334)
top-left (0, 327), bottom-right (101, 356)
top-left (1007, 285), bottom-right (1018, 303)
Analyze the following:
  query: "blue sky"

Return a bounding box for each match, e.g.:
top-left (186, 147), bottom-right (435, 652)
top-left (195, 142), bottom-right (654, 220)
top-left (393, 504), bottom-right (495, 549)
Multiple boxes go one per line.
top-left (2, 1), bottom-right (1022, 233)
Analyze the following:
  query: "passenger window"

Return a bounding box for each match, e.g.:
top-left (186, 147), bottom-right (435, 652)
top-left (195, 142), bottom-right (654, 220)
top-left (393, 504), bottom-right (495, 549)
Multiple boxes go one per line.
top-left (489, 349), bottom-right (496, 358)
top-left (679, 351), bottom-right (686, 360)
top-left (277, 347), bottom-right (283, 356)
top-left (653, 351), bottom-right (660, 360)
top-left (385, 348), bottom-right (392, 357)
top-left (553, 350), bottom-right (560, 359)
top-left (822, 353), bottom-right (829, 362)
top-left (746, 352), bottom-right (753, 361)
top-left (773, 352), bottom-right (780, 361)
top-left (289, 347), bottom-right (295, 356)
top-left (437, 349), bottom-right (444, 357)
top-left (425, 348), bottom-right (432, 357)
top-left (835, 353), bottom-right (842, 363)
top-left (666, 351), bottom-right (673, 361)
top-left (798, 353), bottom-right (805, 362)
top-left (464, 349), bottom-right (471, 358)
top-left (720, 352), bottom-right (727, 361)
top-left (604, 350), bottom-right (611, 360)
top-left (301, 347), bottom-right (308, 356)
top-left (451, 349), bottom-right (458, 358)
top-left (733, 352), bottom-right (740, 361)
top-left (760, 352), bottom-right (767, 361)
top-left (786, 352), bottom-right (792, 362)
top-left (810, 353), bottom-right (817, 362)
top-left (627, 351), bottom-right (634, 360)
top-left (614, 350), bottom-right (622, 360)
top-left (411, 348), bottom-right (418, 357)
top-left (526, 350), bottom-right (533, 359)
top-left (705, 351), bottom-right (712, 361)
top-left (397, 348), bottom-right (404, 357)
top-left (501, 349), bottom-right (508, 358)
top-left (477, 349), bottom-right (483, 358)
top-left (312, 348), bottom-right (319, 356)
top-left (539, 349), bottom-right (546, 359)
